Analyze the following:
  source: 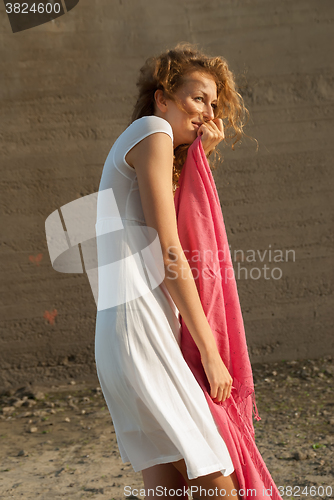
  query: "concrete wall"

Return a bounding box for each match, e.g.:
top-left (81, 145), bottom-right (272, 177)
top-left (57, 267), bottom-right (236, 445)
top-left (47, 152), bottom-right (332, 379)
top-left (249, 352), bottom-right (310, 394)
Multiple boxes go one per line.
top-left (0, 0), bottom-right (333, 388)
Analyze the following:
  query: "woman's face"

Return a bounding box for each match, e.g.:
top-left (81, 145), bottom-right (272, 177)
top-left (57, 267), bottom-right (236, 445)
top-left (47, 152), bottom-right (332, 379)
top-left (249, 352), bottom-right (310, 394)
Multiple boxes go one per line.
top-left (154, 70), bottom-right (218, 148)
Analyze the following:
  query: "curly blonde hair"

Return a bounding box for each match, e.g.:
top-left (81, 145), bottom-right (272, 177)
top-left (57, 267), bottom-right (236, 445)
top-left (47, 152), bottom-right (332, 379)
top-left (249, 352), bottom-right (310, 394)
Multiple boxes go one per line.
top-left (128, 42), bottom-right (254, 194)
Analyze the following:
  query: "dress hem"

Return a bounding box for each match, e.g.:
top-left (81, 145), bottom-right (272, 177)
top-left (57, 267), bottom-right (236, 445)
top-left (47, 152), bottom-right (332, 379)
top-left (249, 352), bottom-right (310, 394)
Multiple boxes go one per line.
top-left (187, 462), bottom-right (235, 480)
top-left (130, 453), bottom-right (184, 473)
top-left (129, 454), bottom-right (235, 480)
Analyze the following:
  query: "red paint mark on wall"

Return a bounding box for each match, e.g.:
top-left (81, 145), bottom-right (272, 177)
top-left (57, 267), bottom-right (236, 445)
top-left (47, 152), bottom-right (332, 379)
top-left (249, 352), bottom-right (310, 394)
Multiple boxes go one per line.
top-left (29, 253), bottom-right (43, 265)
top-left (44, 309), bottom-right (58, 325)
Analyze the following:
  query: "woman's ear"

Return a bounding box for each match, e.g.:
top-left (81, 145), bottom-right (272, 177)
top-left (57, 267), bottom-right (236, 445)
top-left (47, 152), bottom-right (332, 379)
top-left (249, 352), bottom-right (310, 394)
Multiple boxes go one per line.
top-left (154, 89), bottom-right (168, 113)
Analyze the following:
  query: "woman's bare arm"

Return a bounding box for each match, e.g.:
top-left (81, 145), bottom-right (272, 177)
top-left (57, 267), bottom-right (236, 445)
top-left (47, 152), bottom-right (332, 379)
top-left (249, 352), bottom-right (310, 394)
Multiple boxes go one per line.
top-left (127, 132), bottom-right (233, 402)
top-left (127, 132), bottom-right (216, 354)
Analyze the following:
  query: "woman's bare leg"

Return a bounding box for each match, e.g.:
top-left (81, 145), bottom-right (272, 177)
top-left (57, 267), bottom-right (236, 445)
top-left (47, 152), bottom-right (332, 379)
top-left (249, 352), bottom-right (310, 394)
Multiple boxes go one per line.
top-left (141, 462), bottom-right (189, 500)
top-left (172, 458), bottom-right (242, 500)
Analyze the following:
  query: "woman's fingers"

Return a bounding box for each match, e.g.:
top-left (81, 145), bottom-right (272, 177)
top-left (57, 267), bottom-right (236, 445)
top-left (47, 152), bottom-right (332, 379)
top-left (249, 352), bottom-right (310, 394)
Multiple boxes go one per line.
top-left (201, 348), bottom-right (233, 403)
top-left (211, 381), bottom-right (232, 403)
top-left (214, 386), bottom-right (224, 403)
top-left (205, 118), bottom-right (224, 138)
top-left (214, 117), bottom-right (225, 136)
top-left (198, 118), bottom-right (225, 154)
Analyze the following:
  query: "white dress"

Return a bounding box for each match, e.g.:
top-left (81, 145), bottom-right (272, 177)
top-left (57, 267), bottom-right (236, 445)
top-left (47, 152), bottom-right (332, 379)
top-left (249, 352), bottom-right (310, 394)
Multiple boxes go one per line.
top-left (94, 115), bottom-right (234, 480)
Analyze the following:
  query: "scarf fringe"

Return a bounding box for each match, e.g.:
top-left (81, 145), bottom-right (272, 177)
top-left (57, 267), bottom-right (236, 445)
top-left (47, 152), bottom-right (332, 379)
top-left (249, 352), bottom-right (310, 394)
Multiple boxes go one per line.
top-left (252, 391), bottom-right (261, 421)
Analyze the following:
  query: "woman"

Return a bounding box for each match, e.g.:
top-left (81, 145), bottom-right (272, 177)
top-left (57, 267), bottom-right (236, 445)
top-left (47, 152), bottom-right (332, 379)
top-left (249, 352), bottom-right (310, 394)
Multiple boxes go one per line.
top-left (95, 42), bottom-right (249, 499)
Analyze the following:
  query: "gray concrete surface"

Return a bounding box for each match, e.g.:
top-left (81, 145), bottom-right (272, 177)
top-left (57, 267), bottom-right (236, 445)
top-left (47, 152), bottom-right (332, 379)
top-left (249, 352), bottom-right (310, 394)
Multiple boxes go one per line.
top-left (0, 0), bottom-right (333, 389)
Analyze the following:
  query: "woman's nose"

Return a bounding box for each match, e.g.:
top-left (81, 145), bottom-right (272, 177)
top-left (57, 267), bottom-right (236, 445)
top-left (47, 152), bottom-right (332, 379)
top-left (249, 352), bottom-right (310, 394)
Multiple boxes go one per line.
top-left (203, 104), bottom-right (215, 121)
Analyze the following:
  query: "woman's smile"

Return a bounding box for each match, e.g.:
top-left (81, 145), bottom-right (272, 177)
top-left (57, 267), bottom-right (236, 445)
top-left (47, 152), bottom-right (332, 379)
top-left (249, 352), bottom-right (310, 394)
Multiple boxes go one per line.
top-left (153, 70), bottom-right (218, 148)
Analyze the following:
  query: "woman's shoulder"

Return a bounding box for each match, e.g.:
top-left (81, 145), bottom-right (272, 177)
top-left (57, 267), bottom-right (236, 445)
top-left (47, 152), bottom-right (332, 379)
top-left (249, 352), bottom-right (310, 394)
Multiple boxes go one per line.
top-left (110, 115), bottom-right (174, 172)
top-left (123, 115), bottom-right (173, 142)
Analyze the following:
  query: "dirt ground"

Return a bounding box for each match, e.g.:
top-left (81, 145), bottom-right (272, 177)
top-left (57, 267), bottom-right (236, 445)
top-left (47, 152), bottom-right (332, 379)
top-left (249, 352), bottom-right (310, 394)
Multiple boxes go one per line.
top-left (0, 355), bottom-right (333, 500)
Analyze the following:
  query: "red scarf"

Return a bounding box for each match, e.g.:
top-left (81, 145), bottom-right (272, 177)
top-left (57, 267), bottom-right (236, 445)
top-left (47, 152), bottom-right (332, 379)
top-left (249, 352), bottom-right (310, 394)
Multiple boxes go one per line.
top-left (174, 136), bottom-right (282, 499)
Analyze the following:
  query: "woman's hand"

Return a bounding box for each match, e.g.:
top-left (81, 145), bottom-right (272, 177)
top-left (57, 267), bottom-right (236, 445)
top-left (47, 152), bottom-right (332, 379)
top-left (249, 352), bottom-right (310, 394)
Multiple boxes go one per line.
top-left (200, 348), bottom-right (233, 403)
top-left (197, 118), bottom-right (225, 156)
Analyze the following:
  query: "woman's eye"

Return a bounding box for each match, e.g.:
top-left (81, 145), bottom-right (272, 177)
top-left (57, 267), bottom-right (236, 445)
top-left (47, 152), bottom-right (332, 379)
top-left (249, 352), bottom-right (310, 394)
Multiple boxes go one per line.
top-left (195, 97), bottom-right (217, 109)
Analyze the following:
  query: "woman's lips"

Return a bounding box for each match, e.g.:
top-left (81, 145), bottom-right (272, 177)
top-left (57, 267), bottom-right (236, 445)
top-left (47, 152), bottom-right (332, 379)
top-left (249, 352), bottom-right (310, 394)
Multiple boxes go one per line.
top-left (192, 122), bottom-right (202, 129)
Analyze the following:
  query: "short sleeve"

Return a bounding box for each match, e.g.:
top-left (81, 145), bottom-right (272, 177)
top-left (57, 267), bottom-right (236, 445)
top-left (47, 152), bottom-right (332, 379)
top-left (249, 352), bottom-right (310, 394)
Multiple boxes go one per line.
top-left (114, 115), bottom-right (174, 171)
